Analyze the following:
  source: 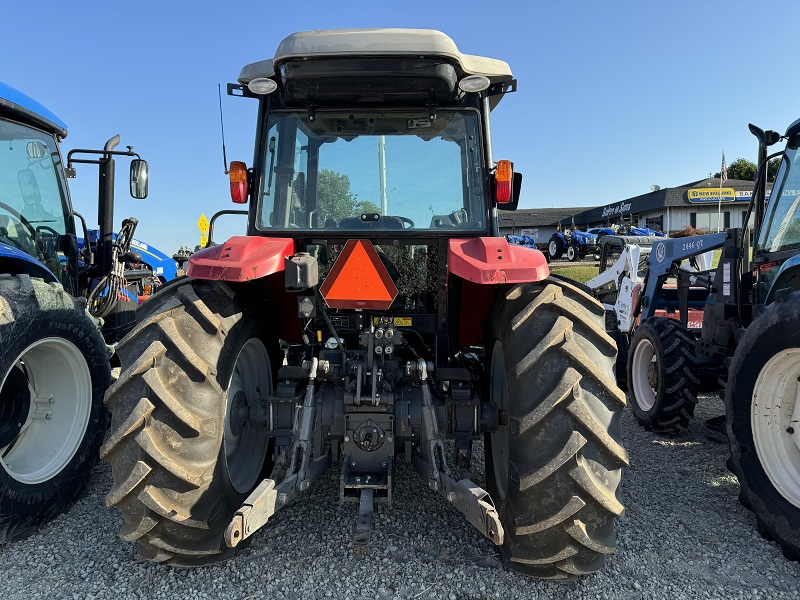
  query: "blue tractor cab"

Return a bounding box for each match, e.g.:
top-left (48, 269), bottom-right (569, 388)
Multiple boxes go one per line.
top-left (0, 81), bottom-right (153, 336)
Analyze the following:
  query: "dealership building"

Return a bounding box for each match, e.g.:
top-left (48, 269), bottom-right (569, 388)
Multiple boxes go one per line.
top-left (498, 207), bottom-right (595, 241)
top-left (501, 177), bottom-right (767, 241)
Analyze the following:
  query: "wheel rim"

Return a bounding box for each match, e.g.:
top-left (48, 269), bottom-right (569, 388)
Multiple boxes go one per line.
top-left (225, 338), bottom-right (271, 494)
top-left (549, 240), bottom-right (558, 257)
top-left (568, 246), bottom-right (576, 260)
top-left (751, 348), bottom-right (800, 509)
top-left (631, 337), bottom-right (658, 411)
top-left (489, 341), bottom-right (510, 499)
top-left (0, 338), bottom-right (92, 484)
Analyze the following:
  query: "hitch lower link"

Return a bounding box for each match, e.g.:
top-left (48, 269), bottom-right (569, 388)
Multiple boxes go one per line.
top-left (224, 357), bottom-right (328, 548)
top-left (413, 359), bottom-right (504, 546)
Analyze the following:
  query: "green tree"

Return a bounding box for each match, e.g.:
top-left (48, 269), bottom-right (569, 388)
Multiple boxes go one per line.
top-left (714, 157), bottom-right (781, 182)
top-left (767, 157), bottom-right (781, 182)
top-left (727, 158), bottom-right (757, 182)
top-left (355, 199), bottom-right (381, 214)
top-left (316, 169), bottom-right (379, 222)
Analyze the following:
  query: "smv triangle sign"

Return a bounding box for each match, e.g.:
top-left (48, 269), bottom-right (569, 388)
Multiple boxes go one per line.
top-left (320, 240), bottom-right (398, 310)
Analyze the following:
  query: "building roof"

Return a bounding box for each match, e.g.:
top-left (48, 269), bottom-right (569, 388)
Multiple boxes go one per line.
top-left (576, 177), bottom-right (765, 224)
top-left (499, 176), bottom-right (766, 231)
top-left (499, 207), bottom-right (597, 228)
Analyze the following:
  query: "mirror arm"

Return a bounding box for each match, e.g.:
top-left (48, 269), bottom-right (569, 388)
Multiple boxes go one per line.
top-left (66, 148), bottom-right (140, 172)
top-left (71, 211), bottom-right (95, 267)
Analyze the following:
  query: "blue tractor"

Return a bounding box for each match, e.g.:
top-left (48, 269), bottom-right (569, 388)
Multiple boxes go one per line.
top-left (0, 82), bottom-right (157, 542)
top-left (622, 121), bottom-right (800, 559)
top-left (547, 226), bottom-right (599, 261)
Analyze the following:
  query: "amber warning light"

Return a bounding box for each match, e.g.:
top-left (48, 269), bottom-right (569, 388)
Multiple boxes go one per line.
top-left (320, 240), bottom-right (398, 310)
top-left (229, 161), bottom-right (248, 203)
top-left (495, 160), bottom-right (513, 204)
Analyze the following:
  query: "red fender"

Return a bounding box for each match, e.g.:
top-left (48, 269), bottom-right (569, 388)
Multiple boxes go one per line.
top-left (186, 236), bottom-right (295, 282)
top-left (448, 237), bottom-right (549, 284)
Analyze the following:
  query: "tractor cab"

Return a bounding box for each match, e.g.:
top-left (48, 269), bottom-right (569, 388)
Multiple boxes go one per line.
top-left (192, 29), bottom-right (538, 363)
top-left (0, 121), bottom-right (71, 277)
top-left (232, 29), bottom-right (519, 240)
top-left (752, 119), bottom-right (800, 305)
top-left (0, 86), bottom-right (76, 289)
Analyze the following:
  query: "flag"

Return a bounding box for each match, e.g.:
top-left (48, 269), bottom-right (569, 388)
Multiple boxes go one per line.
top-left (721, 152), bottom-right (728, 184)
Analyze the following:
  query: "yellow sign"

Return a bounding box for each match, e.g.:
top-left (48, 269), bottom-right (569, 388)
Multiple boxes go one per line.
top-left (687, 188), bottom-right (736, 203)
top-left (199, 235), bottom-right (208, 247)
top-left (197, 213), bottom-right (210, 234)
top-left (371, 316), bottom-right (412, 327)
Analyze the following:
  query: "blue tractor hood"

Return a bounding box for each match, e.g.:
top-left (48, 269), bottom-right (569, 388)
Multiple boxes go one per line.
top-left (0, 81), bottom-right (68, 139)
top-left (82, 230), bottom-right (178, 282)
top-left (570, 230), bottom-right (598, 244)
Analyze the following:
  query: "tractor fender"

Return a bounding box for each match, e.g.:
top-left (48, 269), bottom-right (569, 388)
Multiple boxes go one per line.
top-left (448, 237), bottom-right (549, 284)
top-left (0, 242), bottom-right (59, 283)
top-left (765, 255), bottom-right (800, 304)
top-left (186, 236), bottom-right (295, 282)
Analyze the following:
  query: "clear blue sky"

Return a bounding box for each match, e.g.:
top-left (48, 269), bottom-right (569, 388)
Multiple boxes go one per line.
top-left (3, 0), bottom-right (798, 254)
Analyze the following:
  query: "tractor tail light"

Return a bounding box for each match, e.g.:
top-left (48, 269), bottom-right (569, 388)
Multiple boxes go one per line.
top-left (495, 160), bottom-right (513, 204)
top-left (229, 161), bottom-right (248, 204)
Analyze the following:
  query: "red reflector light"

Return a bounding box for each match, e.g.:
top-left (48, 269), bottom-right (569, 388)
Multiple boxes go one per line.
top-left (759, 261), bottom-right (777, 272)
top-left (495, 160), bottom-right (512, 203)
top-left (229, 161), bottom-right (248, 204)
top-left (320, 240), bottom-right (398, 310)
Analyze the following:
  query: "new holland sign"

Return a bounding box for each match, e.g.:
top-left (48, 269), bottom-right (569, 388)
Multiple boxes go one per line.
top-left (687, 188), bottom-right (743, 203)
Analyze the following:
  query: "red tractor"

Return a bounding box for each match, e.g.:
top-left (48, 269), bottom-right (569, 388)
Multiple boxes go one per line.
top-left (102, 29), bottom-right (627, 579)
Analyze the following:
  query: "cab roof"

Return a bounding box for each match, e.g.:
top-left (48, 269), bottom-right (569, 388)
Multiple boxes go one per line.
top-left (238, 29), bottom-right (513, 110)
top-left (0, 82), bottom-right (68, 139)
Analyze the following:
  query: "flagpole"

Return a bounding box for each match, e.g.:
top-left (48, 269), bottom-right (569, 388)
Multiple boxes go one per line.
top-left (717, 151), bottom-right (726, 232)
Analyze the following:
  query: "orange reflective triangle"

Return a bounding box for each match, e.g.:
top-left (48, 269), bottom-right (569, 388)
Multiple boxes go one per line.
top-left (320, 240), bottom-right (398, 309)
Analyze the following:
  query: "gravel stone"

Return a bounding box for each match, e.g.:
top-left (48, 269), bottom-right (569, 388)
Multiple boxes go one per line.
top-left (1, 392), bottom-right (799, 598)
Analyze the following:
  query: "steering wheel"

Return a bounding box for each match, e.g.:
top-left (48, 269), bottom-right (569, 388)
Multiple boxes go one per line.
top-left (0, 201), bottom-right (37, 239)
top-left (398, 216), bottom-right (414, 229)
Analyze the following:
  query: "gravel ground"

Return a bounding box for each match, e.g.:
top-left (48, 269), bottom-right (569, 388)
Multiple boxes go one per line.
top-left (2, 393), bottom-right (799, 599)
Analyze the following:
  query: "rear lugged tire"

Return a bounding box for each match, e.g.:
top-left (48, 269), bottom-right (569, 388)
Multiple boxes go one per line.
top-left (627, 318), bottom-right (699, 434)
top-left (548, 236), bottom-right (564, 260)
top-left (486, 277), bottom-right (628, 579)
top-left (101, 279), bottom-right (276, 566)
top-left (726, 289), bottom-right (800, 560)
top-left (0, 274), bottom-right (109, 543)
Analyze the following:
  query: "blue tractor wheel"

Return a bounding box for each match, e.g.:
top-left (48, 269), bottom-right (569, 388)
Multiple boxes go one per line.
top-left (548, 235), bottom-right (564, 260)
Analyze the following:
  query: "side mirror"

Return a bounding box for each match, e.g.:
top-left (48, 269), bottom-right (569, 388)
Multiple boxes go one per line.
top-left (26, 141), bottom-right (48, 159)
top-left (130, 159), bottom-right (149, 199)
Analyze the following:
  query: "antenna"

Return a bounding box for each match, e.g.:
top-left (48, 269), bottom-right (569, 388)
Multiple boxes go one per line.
top-left (218, 84), bottom-right (229, 175)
